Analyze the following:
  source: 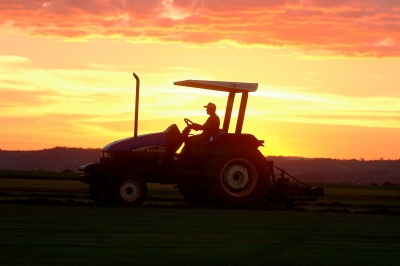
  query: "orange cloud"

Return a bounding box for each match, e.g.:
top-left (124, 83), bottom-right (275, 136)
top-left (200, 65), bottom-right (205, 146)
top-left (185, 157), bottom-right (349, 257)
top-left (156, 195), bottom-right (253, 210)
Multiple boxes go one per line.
top-left (1, 0), bottom-right (400, 56)
top-left (0, 88), bottom-right (59, 107)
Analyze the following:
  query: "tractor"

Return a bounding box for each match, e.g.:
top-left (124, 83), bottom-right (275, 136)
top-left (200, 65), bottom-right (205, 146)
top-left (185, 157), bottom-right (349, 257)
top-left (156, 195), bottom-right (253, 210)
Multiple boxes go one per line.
top-left (79, 73), bottom-right (324, 207)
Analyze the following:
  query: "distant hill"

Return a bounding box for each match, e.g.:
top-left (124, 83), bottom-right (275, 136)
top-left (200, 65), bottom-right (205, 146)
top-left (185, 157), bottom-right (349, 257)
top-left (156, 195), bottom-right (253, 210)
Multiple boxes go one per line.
top-left (0, 148), bottom-right (399, 185)
top-left (0, 147), bottom-right (101, 172)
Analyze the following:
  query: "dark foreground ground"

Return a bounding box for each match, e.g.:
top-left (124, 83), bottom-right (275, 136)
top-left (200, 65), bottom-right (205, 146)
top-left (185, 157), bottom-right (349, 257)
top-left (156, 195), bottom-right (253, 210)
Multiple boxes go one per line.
top-left (0, 203), bottom-right (400, 265)
top-left (1, 172), bottom-right (400, 266)
top-left (1, 203), bottom-right (399, 266)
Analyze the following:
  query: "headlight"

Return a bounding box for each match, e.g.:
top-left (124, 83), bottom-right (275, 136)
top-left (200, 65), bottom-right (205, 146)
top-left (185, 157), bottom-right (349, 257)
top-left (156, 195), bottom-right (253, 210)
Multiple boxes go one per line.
top-left (102, 152), bottom-right (112, 158)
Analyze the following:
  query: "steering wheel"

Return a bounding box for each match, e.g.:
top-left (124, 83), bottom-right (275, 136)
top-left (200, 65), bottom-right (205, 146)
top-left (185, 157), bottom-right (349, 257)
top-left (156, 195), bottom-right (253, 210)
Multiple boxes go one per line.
top-left (184, 118), bottom-right (194, 127)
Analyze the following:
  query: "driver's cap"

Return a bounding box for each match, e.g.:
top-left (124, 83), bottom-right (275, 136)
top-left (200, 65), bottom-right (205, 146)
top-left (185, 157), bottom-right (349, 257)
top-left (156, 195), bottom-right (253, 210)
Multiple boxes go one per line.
top-left (204, 102), bottom-right (216, 110)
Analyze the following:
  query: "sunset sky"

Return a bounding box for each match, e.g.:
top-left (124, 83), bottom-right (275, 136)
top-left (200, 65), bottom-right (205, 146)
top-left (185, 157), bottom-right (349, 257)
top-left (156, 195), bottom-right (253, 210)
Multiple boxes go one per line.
top-left (1, 0), bottom-right (400, 160)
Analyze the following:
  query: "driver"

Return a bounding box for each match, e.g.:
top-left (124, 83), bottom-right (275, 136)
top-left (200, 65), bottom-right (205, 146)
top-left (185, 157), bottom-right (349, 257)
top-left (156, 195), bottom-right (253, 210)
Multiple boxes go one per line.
top-left (182, 103), bottom-right (220, 154)
top-left (189, 102), bottom-right (220, 138)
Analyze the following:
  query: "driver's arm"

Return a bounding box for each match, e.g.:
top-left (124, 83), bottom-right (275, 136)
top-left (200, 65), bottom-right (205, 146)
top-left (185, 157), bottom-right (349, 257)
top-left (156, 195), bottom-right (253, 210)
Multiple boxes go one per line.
top-left (191, 123), bottom-right (203, 131)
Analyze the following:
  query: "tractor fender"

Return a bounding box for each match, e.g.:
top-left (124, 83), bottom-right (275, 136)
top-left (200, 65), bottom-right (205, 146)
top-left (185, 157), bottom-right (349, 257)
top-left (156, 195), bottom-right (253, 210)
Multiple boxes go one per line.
top-left (211, 133), bottom-right (263, 149)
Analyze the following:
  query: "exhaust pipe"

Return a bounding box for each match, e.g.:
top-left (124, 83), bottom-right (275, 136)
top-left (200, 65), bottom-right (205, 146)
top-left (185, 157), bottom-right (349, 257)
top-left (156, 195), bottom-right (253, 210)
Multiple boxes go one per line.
top-left (133, 72), bottom-right (140, 137)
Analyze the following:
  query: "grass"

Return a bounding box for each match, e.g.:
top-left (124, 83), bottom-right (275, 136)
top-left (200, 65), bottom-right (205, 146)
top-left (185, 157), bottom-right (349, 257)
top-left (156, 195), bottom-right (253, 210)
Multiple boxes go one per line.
top-left (0, 204), bottom-right (399, 266)
top-left (0, 169), bottom-right (80, 180)
top-left (1, 171), bottom-right (400, 211)
top-left (312, 183), bottom-right (400, 211)
top-left (0, 178), bottom-right (86, 190)
top-left (1, 171), bottom-right (400, 265)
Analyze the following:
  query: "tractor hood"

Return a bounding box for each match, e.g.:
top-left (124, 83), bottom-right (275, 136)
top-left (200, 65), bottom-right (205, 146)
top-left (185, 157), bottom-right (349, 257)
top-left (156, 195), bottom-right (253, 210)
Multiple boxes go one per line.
top-left (103, 132), bottom-right (166, 152)
top-left (103, 124), bottom-right (182, 152)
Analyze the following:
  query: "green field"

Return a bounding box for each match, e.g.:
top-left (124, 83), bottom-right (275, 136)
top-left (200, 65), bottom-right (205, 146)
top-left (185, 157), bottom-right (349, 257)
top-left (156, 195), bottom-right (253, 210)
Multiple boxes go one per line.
top-left (1, 171), bottom-right (400, 212)
top-left (1, 204), bottom-right (399, 266)
top-left (0, 170), bottom-right (400, 265)
top-left (0, 169), bottom-right (80, 180)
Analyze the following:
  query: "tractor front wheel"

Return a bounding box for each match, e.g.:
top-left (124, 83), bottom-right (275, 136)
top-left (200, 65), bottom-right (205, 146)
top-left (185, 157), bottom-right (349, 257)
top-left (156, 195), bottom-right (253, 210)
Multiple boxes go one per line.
top-left (113, 174), bottom-right (147, 206)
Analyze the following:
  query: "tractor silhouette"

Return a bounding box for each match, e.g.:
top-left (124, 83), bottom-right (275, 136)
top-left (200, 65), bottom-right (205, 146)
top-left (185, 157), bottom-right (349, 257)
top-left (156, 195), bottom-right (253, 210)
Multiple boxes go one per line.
top-left (79, 73), bottom-right (323, 207)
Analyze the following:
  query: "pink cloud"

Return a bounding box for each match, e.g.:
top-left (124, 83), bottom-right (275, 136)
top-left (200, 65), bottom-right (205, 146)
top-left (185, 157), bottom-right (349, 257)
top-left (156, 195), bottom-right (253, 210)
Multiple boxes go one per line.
top-left (1, 0), bottom-right (400, 56)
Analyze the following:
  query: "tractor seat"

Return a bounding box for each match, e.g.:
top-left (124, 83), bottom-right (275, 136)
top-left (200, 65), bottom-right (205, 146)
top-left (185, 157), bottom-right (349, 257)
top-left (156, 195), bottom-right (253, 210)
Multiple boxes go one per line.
top-left (210, 129), bottom-right (225, 142)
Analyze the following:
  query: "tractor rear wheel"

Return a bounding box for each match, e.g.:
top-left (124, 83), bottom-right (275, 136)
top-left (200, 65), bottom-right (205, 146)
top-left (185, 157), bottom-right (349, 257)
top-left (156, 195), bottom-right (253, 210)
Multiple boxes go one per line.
top-left (113, 173), bottom-right (147, 206)
top-left (204, 146), bottom-right (268, 207)
top-left (89, 182), bottom-right (112, 203)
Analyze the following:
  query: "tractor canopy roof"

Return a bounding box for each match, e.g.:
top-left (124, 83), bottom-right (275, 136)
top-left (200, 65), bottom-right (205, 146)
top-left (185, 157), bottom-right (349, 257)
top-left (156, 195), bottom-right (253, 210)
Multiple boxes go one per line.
top-left (174, 80), bottom-right (258, 93)
top-left (174, 79), bottom-right (258, 134)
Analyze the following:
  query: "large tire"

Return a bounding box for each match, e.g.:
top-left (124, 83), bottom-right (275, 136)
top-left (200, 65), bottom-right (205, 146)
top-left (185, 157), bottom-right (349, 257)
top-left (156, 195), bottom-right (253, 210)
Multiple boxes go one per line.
top-left (179, 186), bottom-right (212, 206)
top-left (204, 146), bottom-right (268, 208)
top-left (89, 182), bottom-right (113, 203)
top-left (113, 173), bottom-right (147, 206)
